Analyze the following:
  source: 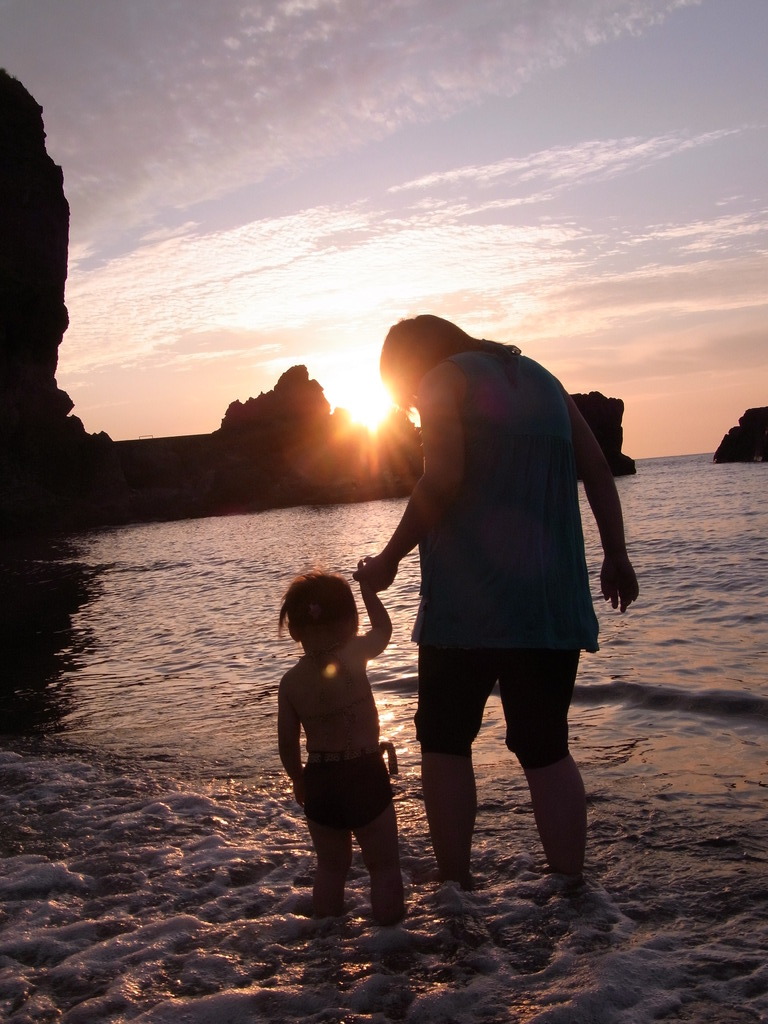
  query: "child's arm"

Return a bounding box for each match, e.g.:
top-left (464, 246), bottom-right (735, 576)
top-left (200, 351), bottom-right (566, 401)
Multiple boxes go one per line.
top-left (357, 570), bottom-right (393, 657)
top-left (277, 680), bottom-right (305, 806)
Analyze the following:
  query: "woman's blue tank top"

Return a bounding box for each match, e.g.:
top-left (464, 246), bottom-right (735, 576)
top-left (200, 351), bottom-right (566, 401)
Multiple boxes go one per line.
top-left (414, 348), bottom-right (599, 652)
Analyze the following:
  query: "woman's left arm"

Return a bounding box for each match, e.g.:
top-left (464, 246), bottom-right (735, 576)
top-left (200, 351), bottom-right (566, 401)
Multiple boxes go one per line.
top-left (566, 393), bottom-right (639, 612)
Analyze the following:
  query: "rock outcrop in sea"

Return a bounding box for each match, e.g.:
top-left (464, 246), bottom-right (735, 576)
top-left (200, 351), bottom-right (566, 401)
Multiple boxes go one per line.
top-left (1, 71), bottom-right (635, 539)
top-left (571, 392), bottom-right (635, 477)
top-left (713, 408), bottom-right (768, 463)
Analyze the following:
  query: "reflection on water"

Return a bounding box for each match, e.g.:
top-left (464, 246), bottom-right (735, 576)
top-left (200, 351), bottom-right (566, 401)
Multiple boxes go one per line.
top-left (0, 538), bottom-right (100, 733)
top-left (2, 456), bottom-right (766, 785)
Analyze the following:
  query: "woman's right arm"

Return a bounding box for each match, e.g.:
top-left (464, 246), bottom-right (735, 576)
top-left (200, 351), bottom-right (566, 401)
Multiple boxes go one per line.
top-left (355, 361), bottom-right (466, 592)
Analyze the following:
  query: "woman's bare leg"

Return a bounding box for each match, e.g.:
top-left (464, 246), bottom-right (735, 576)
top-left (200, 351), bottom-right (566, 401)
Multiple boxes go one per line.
top-left (524, 753), bottom-right (586, 876)
top-left (421, 752), bottom-right (476, 889)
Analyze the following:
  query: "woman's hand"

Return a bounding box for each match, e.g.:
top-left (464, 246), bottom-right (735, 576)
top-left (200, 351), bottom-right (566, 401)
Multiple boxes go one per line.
top-left (600, 552), bottom-right (639, 612)
top-left (354, 554), bottom-right (399, 593)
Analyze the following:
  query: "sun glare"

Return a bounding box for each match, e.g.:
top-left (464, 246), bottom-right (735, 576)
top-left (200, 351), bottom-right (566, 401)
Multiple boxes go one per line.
top-left (327, 369), bottom-right (394, 433)
top-left (342, 385), bottom-right (394, 433)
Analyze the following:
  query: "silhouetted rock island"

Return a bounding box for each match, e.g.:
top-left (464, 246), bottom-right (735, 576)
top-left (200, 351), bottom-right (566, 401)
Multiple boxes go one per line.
top-left (0, 70), bottom-right (635, 538)
top-left (571, 392), bottom-right (635, 477)
top-left (713, 408), bottom-right (768, 463)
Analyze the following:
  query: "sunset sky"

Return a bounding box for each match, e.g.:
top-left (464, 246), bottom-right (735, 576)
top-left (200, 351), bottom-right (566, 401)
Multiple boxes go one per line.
top-left (2, 0), bottom-right (766, 458)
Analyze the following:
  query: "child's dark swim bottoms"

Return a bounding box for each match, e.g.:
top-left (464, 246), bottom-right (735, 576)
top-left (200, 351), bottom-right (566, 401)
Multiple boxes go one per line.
top-left (303, 750), bottom-right (394, 830)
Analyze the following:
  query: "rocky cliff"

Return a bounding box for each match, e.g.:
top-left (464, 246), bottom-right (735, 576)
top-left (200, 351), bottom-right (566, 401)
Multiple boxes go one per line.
top-left (0, 70), bottom-right (128, 534)
top-left (713, 408), bottom-right (768, 463)
top-left (113, 372), bottom-right (637, 522)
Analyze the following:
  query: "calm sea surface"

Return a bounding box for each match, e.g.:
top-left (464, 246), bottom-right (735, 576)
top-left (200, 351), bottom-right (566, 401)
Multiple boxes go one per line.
top-left (1, 453), bottom-right (766, 1023)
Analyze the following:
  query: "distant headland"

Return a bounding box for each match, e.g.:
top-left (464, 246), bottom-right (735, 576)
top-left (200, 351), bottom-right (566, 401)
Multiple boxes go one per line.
top-left (0, 70), bottom-right (644, 538)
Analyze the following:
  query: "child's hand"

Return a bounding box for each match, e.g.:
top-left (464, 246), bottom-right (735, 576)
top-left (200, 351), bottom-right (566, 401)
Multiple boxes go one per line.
top-left (355, 561), bottom-right (393, 643)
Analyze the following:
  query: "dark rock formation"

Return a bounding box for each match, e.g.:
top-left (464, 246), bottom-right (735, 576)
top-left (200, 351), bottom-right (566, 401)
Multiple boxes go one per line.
top-left (221, 364), bottom-right (331, 433)
top-left (571, 392), bottom-right (636, 476)
top-left (0, 73), bottom-right (68, 384)
top-left (0, 70), bottom-right (129, 534)
top-left (113, 379), bottom-right (635, 522)
top-left (115, 366), bottom-right (424, 519)
top-left (713, 407), bottom-right (768, 463)
top-left (217, 364), bottom-right (423, 503)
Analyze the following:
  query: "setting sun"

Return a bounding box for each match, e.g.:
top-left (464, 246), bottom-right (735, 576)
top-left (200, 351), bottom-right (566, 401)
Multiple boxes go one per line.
top-left (325, 367), bottom-right (394, 433)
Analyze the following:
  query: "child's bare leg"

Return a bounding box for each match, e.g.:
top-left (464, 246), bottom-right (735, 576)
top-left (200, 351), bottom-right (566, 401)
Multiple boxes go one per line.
top-left (524, 753), bottom-right (586, 877)
top-left (355, 803), bottom-right (405, 925)
top-left (307, 820), bottom-right (353, 917)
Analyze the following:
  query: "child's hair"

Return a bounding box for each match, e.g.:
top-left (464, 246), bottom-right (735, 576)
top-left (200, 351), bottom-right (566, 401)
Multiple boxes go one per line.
top-left (279, 571), bottom-right (359, 638)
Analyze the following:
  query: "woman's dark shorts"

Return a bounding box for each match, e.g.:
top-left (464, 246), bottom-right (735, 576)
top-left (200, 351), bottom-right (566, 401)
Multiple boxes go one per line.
top-left (415, 646), bottom-right (580, 770)
top-left (304, 751), bottom-right (394, 831)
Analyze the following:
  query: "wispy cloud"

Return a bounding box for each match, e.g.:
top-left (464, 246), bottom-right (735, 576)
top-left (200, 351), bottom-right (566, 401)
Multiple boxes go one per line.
top-left (392, 129), bottom-right (740, 198)
top-left (63, 132), bottom-right (766, 396)
top-left (4, 0), bottom-right (694, 245)
top-left (626, 208), bottom-right (768, 255)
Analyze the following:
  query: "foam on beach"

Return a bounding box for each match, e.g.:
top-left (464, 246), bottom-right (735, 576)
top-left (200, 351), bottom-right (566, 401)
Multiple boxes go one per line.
top-left (1, 743), bottom-right (765, 1023)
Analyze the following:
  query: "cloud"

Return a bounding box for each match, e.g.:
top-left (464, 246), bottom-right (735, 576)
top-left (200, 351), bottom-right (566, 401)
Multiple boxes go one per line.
top-left (61, 190), bottom-right (582, 379)
top-left (2, 0), bottom-right (694, 246)
top-left (626, 208), bottom-right (768, 256)
top-left (391, 129), bottom-right (741, 203)
top-left (61, 124), bottom-right (766, 406)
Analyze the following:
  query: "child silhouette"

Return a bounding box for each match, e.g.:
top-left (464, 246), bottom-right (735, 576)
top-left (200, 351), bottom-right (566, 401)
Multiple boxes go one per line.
top-left (277, 569), bottom-right (404, 925)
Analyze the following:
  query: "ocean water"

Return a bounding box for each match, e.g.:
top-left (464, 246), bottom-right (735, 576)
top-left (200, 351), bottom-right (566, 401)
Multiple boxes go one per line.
top-left (1, 453), bottom-right (766, 1023)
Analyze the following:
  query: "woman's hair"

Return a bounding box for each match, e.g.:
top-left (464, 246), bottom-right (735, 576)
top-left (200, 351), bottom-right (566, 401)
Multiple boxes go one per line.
top-left (380, 314), bottom-right (477, 409)
top-left (279, 571), bottom-right (359, 638)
